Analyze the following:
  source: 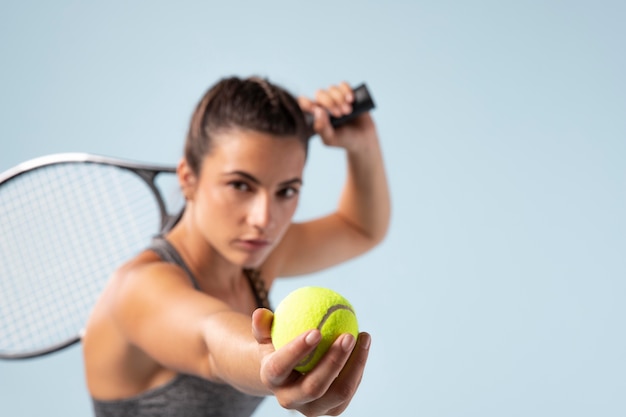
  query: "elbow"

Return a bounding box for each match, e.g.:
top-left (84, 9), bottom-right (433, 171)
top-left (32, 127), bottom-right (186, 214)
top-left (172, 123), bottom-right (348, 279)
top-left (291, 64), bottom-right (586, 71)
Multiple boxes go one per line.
top-left (366, 205), bottom-right (392, 248)
top-left (367, 218), bottom-right (390, 249)
top-left (344, 213), bottom-right (391, 253)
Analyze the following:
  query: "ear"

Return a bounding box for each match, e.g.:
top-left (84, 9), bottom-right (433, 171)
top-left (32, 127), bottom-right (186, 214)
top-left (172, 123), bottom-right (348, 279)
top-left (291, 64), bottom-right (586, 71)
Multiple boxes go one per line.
top-left (177, 158), bottom-right (198, 201)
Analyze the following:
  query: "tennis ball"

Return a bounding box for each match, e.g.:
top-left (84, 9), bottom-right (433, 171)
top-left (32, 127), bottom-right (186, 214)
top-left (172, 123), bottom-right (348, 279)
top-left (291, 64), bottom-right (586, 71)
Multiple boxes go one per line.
top-left (271, 286), bottom-right (359, 373)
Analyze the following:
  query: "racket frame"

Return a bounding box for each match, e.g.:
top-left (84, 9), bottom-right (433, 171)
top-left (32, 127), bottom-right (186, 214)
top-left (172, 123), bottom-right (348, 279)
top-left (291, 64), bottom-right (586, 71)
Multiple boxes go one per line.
top-left (0, 152), bottom-right (178, 359)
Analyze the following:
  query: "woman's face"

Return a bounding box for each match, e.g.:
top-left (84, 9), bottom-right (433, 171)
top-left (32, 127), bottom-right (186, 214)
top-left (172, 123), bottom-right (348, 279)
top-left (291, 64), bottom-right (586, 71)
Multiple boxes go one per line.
top-left (185, 129), bottom-right (306, 268)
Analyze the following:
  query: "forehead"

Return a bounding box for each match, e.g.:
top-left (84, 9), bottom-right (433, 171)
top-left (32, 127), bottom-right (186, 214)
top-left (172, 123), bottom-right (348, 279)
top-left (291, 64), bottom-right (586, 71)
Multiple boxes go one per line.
top-left (202, 129), bottom-right (306, 178)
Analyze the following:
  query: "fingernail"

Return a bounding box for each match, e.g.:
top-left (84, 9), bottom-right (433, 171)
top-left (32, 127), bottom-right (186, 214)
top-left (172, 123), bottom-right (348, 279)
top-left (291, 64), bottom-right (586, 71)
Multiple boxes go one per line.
top-left (342, 334), bottom-right (356, 352)
top-left (305, 330), bottom-right (321, 346)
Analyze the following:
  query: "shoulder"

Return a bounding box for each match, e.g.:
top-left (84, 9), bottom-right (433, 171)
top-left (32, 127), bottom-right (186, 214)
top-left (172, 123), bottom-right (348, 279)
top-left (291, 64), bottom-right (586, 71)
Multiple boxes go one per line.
top-left (108, 250), bottom-right (225, 326)
top-left (115, 251), bottom-right (193, 295)
top-left (86, 248), bottom-right (218, 347)
top-left (96, 251), bottom-right (189, 313)
top-left (86, 250), bottom-right (193, 331)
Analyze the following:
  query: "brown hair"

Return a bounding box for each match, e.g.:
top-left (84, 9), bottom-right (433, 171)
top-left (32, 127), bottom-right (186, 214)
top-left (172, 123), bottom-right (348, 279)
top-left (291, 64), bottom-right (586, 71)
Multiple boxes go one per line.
top-left (184, 76), bottom-right (310, 175)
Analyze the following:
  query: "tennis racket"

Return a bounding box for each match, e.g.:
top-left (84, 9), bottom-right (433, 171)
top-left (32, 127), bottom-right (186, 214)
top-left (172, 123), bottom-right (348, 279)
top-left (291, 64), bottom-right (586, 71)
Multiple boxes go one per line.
top-left (0, 153), bottom-right (183, 359)
top-left (0, 83), bottom-right (376, 360)
top-left (305, 83), bottom-right (375, 128)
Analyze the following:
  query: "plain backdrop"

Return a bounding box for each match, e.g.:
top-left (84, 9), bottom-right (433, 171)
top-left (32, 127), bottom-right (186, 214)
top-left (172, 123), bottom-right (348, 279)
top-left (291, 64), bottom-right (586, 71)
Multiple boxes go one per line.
top-left (1, 1), bottom-right (625, 416)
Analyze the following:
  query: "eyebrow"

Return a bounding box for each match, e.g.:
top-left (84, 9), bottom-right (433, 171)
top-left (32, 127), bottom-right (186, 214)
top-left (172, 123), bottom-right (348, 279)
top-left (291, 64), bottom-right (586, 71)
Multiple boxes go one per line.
top-left (224, 171), bottom-right (303, 186)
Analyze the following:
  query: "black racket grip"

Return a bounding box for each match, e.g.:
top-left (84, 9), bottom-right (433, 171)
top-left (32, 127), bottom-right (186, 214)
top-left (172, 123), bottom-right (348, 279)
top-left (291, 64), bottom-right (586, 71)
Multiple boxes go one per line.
top-left (305, 83), bottom-right (375, 132)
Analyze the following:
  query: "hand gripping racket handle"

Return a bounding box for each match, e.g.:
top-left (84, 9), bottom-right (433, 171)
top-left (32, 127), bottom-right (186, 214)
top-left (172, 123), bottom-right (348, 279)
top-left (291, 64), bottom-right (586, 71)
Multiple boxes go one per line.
top-left (305, 83), bottom-right (376, 132)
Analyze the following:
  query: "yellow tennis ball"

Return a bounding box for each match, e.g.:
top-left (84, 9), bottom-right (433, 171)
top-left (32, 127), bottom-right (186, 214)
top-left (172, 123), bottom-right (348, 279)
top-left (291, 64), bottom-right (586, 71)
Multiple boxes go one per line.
top-left (271, 286), bottom-right (359, 373)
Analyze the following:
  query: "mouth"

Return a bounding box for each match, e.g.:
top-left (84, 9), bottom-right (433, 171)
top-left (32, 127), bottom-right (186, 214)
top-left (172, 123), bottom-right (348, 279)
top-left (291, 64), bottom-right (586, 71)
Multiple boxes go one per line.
top-left (234, 238), bottom-right (271, 252)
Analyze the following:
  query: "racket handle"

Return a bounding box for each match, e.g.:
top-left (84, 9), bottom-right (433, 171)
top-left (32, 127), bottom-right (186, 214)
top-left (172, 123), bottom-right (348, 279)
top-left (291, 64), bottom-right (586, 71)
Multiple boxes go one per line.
top-left (305, 83), bottom-right (375, 132)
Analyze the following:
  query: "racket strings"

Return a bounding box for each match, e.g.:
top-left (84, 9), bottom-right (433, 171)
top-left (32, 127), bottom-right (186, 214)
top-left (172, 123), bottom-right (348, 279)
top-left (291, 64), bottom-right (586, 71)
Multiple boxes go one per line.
top-left (0, 163), bottom-right (162, 357)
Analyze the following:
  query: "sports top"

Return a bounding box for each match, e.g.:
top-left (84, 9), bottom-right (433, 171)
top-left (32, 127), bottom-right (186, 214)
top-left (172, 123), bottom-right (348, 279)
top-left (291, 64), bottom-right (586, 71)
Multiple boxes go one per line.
top-left (91, 237), bottom-right (270, 417)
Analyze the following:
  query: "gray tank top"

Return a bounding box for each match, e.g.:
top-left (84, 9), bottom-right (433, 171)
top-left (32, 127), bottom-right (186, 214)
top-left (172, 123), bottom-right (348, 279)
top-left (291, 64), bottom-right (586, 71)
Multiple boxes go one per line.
top-left (91, 237), bottom-right (269, 417)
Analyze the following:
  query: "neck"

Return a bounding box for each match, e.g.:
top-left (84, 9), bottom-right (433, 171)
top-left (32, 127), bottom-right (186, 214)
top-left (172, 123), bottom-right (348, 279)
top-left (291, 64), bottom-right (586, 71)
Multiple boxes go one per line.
top-left (165, 219), bottom-right (242, 292)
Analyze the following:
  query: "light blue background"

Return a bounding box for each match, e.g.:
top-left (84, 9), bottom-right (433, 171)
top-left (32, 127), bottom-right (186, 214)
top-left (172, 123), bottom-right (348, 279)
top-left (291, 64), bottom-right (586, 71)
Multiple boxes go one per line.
top-left (1, 1), bottom-right (625, 416)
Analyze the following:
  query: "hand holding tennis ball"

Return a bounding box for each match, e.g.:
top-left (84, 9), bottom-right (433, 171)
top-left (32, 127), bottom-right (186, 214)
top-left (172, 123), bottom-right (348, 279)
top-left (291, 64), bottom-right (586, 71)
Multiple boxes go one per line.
top-left (271, 286), bottom-right (359, 373)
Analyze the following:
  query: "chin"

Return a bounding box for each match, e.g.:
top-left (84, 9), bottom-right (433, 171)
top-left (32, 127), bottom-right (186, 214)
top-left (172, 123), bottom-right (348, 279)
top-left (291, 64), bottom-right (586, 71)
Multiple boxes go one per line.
top-left (234, 252), bottom-right (270, 270)
top-left (241, 257), bottom-right (265, 270)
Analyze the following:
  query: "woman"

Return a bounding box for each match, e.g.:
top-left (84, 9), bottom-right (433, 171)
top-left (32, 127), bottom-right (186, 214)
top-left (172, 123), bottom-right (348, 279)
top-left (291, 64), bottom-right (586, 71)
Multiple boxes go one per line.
top-left (83, 76), bottom-right (390, 417)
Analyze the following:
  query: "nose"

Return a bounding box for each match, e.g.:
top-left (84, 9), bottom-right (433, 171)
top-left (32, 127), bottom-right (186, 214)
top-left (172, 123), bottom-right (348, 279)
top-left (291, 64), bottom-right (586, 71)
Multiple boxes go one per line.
top-left (247, 192), bottom-right (273, 231)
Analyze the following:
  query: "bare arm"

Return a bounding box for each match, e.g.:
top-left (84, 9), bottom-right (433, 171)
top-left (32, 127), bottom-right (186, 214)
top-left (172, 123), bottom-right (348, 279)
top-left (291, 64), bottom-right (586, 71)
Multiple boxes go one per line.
top-left (110, 262), bottom-right (264, 392)
top-left (110, 261), bottom-right (371, 414)
top-left (275, 83), bottom-right (391, 276)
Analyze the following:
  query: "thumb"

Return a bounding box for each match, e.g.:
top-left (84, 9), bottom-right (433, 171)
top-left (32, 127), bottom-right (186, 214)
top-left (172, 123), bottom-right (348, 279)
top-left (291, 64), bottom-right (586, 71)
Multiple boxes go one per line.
top-left (314, 106), bottom-right (336, 145)
top-left (252, 308), bottom-right (274, 345)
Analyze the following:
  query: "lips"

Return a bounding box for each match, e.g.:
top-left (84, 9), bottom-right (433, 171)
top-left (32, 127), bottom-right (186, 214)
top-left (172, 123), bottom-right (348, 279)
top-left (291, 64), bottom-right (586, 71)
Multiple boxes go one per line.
top-left (235, 238), bottom-right (271, 251)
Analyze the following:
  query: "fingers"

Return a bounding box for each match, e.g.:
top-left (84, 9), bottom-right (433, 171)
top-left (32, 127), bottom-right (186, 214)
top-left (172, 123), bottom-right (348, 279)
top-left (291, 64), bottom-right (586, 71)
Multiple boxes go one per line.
top-left (314, 81), bottom-right (353, 118)
top-left (324, 332), bottom-right (371, 414)
top-left (261, 329), bottom-right (321, 388)
top-left (297, 96), bottom-right (332, 141)
top-left (284, 332), bottom-right (371, 416)
top-left (296, 333), bottom-right (356, 399)
top-left (298, 82), bottom-right (354, 134)
top-left (254, 300), bottom-right (371, 416)
top-left (297, 96), bottom-right (316, 115)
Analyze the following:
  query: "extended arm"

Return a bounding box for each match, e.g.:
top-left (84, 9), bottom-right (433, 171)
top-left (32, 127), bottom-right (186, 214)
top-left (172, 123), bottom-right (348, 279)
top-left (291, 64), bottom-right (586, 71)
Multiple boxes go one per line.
top-left (108, 261), bottom-right (369, 415)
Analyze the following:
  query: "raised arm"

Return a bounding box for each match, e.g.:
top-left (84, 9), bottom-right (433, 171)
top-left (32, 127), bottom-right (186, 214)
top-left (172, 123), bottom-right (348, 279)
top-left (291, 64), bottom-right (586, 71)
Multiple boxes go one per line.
top-left (275, 82), bottom-right (391, 277)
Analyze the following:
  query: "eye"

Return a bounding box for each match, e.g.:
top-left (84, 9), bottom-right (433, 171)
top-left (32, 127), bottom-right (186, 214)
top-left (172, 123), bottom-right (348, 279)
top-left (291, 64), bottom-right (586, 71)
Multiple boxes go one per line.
top-left (229, 181), bottom-right (251, 192)
top-left (277, 186), bottom-right (299, 199)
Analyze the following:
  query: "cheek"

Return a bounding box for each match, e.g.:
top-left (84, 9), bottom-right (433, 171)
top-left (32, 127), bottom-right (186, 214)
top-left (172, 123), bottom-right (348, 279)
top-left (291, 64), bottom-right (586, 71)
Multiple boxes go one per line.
top-left (195, 186), bottom-right (241, 226)
top-left (275, 199), bottom-right (299, 232)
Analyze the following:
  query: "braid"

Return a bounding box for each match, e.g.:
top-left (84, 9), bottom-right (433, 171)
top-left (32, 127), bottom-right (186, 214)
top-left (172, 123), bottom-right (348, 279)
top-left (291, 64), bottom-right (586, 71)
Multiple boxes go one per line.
top-left (249, 76), bottom-right (280, 109)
